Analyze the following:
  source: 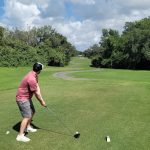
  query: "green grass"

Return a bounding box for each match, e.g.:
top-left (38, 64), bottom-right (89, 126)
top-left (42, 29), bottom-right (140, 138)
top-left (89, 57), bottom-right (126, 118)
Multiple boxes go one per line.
top-left (0, 57), bottom-right (150, 150)
top-left (71, 69), bottom-right (150, 83)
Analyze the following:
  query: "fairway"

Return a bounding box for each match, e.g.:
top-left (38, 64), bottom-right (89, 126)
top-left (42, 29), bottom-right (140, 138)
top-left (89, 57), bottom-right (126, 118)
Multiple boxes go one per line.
top-left (0, 57), bottom-right (150, 150)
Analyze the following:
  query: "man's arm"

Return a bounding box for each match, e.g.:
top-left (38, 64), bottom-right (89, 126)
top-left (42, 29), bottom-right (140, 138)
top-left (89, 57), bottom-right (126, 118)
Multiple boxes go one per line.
top-left (34, 84), bottom-right (46, 107)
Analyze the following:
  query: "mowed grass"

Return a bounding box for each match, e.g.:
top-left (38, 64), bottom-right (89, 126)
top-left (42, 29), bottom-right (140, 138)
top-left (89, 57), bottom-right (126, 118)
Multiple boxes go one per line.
top-left (0, 57), bottom-right (150, 150)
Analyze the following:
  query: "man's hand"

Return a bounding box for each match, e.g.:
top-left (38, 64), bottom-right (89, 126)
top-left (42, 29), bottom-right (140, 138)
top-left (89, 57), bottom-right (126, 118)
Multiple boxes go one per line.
top-left (40, 100), bottom-right (46, 107)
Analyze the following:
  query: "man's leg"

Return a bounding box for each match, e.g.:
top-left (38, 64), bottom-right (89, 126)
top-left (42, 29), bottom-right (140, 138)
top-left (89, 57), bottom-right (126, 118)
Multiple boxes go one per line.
top-left (16, 100), bottom-right (32, 142)
top-left (26, 100), bottom-right (37, 132)
top-left (19, 118), bottom-right (30, 135)
top-left (26, 115), bottom-right (37, 132)
top-left (16, 117), bottom-right (31, 142)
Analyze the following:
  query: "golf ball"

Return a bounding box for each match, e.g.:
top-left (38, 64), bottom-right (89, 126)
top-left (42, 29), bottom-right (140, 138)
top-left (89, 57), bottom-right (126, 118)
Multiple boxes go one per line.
top-left (75, 131), bottom-right (79, 134)
top-left (6, 131), bottom-right (10, 134)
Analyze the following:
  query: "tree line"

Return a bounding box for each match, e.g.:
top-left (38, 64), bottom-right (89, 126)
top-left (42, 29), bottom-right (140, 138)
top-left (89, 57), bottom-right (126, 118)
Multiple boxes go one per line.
top-left (84, 17), bottom-right (150, 69)
top-left (0, 25), bottom-right (78, 67)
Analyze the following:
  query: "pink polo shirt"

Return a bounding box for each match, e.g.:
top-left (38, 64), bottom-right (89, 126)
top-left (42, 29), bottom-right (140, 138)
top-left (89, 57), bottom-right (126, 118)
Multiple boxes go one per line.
top-left (16, 71), bottom-right (38, 101)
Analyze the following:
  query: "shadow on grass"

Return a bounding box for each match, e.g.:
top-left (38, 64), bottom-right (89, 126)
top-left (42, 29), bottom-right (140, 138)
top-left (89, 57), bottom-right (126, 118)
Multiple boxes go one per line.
top-left (12, 121), bottom-right (40, 132)
top-left (12, 121), bottom-right (72, 138)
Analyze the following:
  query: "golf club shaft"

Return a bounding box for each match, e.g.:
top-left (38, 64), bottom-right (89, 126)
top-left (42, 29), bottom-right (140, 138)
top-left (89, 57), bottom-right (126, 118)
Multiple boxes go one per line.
top-left (45, 106), bottom-right (73, 135)
top-left (39, 127), bottom-right (72, 137)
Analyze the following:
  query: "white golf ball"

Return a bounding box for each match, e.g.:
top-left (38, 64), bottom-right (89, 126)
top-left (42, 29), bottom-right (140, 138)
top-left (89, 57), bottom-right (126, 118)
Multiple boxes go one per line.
top-left (75, 131), bottom-right (79, 134)
top-left (6, 131), bottom-right (10, 134)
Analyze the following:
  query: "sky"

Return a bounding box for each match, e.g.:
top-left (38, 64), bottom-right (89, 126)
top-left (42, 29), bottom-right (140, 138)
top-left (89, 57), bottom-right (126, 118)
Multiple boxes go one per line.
top-left (0, 0), bottom-right (150, 51)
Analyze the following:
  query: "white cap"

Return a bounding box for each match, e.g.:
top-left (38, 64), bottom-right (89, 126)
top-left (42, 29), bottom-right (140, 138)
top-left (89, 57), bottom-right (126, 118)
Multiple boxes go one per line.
top-left (37, 62), bottom-right (44, 69)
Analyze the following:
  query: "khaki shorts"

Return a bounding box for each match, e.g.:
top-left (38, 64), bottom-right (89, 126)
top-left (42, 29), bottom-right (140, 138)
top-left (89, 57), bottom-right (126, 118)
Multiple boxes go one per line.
top-left (17, 100), bottom-right (35, 118)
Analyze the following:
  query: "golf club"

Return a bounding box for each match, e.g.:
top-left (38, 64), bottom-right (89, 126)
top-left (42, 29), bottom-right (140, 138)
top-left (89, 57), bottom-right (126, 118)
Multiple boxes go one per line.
top-left (38, 127), bottom-right (73, 137)
top-left (45, 106), bottom-right (80, 139)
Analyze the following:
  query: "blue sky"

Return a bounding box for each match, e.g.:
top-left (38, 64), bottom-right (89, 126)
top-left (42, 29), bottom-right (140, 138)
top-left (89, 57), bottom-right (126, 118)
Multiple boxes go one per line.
top-left (0, 0), bottom-right (150, 51)
top-left (64, 1), bottom-right (84, 21)
top-left (0, 0), bottom-right (4, 16)
top-left (65, 2), bottom-right (74, 19)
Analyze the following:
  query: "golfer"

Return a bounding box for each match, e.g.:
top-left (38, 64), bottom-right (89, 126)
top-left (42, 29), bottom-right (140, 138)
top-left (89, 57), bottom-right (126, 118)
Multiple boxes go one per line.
top-left (16, 62), bottom-right (46, 142)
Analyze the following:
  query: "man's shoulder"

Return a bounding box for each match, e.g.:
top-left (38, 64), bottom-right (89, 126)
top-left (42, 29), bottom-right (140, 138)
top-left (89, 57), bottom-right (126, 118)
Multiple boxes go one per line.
top-left (27, 71), bottom-right (37, 83)
top-left (27, 71), bottom-right (36, 77)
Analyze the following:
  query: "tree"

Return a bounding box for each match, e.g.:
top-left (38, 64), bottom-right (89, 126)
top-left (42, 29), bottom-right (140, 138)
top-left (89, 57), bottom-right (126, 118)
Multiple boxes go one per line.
top-left (0, 26), bottom-right (4, 46)
top-left (86, 17), bottom-right (150, 69)
top-left (0, 25), bottom-right (77, 67)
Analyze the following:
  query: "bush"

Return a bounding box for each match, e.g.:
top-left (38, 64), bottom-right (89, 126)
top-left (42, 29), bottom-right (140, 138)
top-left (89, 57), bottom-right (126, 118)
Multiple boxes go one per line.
top-left (47, 49), bottom-right (65, 67)
top-left (91, 56), bottom-right (102, 67)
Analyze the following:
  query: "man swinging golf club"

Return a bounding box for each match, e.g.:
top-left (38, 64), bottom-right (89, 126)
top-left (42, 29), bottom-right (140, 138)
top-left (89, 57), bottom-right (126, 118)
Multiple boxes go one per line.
top-left (16, 62), bottom-right (46, 142)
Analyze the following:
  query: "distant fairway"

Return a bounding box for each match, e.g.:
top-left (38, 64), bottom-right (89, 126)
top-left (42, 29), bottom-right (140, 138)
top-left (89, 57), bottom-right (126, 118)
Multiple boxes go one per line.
top-left (0, 57), bottom-right (150, 150)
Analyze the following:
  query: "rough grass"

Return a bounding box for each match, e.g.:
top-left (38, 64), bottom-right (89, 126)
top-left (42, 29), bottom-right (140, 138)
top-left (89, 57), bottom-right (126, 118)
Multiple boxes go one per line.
top-left (0, 57), bottom-right (150, 150)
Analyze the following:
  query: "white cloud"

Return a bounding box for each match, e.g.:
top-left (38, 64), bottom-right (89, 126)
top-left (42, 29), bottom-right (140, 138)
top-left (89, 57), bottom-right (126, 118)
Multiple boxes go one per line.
top-left (0, 22), bottom-right (6, 27)
top-left (115, 0), bottom-right (150, 9)
top-left (69, 0), bottom-right (95, 5)
top-left (17, 0), bottom-right (50, 5)
top-left (3, 0), bottom-right (40, 28)
top-left (5, 0), bottom-right (40, 18)
top-left (53, 19), bottom-right (100, 50)
top-left (1, 0), bottom-right (150, 51)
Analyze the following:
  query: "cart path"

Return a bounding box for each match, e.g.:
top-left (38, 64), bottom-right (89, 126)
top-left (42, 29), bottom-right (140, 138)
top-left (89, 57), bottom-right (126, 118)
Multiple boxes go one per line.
top-left (53, 69), bottom-right (100, 80)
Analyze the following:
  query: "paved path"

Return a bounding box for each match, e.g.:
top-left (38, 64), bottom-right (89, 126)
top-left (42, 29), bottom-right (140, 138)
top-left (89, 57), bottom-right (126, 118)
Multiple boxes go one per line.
top-left (53, 70), bottom-right (100, 80)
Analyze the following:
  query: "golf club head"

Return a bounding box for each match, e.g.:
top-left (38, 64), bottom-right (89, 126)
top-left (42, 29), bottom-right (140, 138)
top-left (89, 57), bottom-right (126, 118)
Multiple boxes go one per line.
top-left (74, 132), bottom-right (80, 139)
